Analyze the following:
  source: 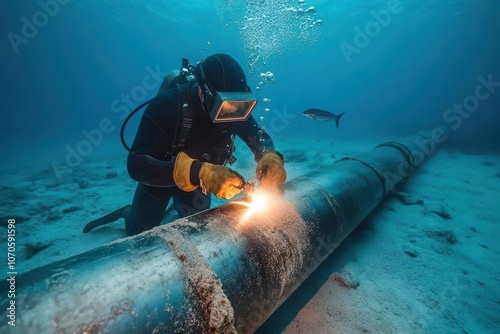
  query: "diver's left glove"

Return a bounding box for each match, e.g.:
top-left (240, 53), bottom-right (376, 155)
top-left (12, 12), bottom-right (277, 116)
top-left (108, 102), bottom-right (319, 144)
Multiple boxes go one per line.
top-left (256, 151), bottom-right (286, 188)
top-left (173, 151), bottom-right (200, 192)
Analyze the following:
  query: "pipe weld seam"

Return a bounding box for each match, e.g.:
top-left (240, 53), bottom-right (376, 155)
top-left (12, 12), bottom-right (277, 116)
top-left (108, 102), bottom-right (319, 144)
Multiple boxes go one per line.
top-left (319, 189), bottom-right (344, 243)
top-left (377, 142), bottom-right (415, 178)
top-left (161, 230), bottom-right (237, 333)
top-left (340, 157), bottom-right (387, 197)
top-left (415, 133), bottom-right (434, 160)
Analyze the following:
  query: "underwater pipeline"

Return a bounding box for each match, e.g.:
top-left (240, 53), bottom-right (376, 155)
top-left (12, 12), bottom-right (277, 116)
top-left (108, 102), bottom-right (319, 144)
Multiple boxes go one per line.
top-left (0, 128), bottom-right (447, 333)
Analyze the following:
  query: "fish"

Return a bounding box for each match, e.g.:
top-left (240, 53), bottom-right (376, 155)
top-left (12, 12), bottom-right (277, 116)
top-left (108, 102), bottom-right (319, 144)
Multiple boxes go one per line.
top-left (303, 109), bottom-right (345, 128)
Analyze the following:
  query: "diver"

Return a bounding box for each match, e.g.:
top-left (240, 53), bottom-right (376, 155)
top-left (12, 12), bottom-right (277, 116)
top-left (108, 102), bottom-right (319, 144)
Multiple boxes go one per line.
top-left (83, 54), bottom-right (286, 236)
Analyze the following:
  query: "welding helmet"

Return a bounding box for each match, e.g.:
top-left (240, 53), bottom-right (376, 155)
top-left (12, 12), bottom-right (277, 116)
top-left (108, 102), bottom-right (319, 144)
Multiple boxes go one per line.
top-left (195, 54), bottom-right (257, 123)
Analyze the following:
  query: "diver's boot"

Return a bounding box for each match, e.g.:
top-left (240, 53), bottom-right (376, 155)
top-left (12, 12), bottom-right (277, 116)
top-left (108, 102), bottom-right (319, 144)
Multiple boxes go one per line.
top-left (83, 205), bottom-right (131, 233)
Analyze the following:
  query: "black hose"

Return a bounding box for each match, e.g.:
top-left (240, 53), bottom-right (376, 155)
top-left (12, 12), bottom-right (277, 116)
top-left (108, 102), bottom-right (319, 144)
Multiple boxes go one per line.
top-left (120, 98), bottom-right (153, 154)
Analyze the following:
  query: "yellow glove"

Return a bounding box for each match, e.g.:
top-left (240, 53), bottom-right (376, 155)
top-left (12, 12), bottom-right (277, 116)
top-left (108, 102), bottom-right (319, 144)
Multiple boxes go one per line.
top-left (256, 152), bottom-right (286, 188)
top-left (173, 152), bottom-right (199, 192)
top-left (173, 152), bottom-right (244, 199)
top-left (199, 163), bottom-right (245, 199)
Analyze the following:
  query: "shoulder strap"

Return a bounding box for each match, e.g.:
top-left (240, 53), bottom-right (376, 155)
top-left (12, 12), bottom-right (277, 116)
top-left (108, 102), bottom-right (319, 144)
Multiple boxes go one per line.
top-left (171, 81), bottom-right (194, 154)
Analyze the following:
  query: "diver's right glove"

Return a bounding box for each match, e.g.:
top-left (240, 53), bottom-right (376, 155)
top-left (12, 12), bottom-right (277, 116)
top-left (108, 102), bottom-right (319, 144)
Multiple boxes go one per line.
top-left (198, 163), bottom-right (245, 199)
top-left (173, 151), bottom-right (244, 199)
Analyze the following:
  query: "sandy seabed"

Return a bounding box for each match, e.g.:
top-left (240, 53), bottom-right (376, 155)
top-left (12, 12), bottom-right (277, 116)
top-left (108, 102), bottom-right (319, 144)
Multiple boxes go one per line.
top-left (1, 136), bottom-right (499, 333)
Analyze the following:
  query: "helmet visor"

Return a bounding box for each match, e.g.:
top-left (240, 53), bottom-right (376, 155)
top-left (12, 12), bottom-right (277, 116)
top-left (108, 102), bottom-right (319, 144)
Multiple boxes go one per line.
top-left (208, 91), bottom-right (257, 123)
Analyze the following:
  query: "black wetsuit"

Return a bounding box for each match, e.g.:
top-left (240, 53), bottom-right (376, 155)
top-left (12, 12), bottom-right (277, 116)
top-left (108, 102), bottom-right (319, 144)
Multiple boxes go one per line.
top-left (125, 86), bottom-right (273, 235)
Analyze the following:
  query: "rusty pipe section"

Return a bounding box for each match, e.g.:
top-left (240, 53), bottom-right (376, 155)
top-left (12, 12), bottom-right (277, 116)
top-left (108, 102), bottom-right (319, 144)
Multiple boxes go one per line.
top-left (0, 128), bottom-right (447, 333)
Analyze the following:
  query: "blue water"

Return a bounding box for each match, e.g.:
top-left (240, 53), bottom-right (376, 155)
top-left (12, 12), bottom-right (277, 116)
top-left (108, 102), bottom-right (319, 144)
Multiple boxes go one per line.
top-left (1, 0), bottom-right (499, 171)
top-left (1, 0), bottom-right (499, 332)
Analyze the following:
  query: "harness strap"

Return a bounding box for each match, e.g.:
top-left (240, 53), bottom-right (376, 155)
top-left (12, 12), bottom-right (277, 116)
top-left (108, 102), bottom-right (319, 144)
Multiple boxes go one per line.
top-left (172, 81), bottom-right (194, 154)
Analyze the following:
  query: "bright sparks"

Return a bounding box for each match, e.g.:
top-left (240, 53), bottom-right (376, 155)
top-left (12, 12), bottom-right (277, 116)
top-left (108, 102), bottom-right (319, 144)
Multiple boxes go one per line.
top-left (249, 193), bottom-right (267, 211)
top-left (234, 189), bottom-right (270, 223)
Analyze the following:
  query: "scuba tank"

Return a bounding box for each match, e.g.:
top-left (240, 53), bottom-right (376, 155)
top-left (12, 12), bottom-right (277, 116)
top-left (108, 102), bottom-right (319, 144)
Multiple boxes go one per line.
top-left (158, 70), bottom-right (180, 94)
top-left (157, 58), bottom-right (196, 94)
top-left (120, 58), bottom-right (197, 154)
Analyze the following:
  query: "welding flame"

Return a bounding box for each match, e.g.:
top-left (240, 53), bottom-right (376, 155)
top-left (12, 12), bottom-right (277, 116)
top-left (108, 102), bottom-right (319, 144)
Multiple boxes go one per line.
top-left (233, 189), bottom-right (270, 223)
